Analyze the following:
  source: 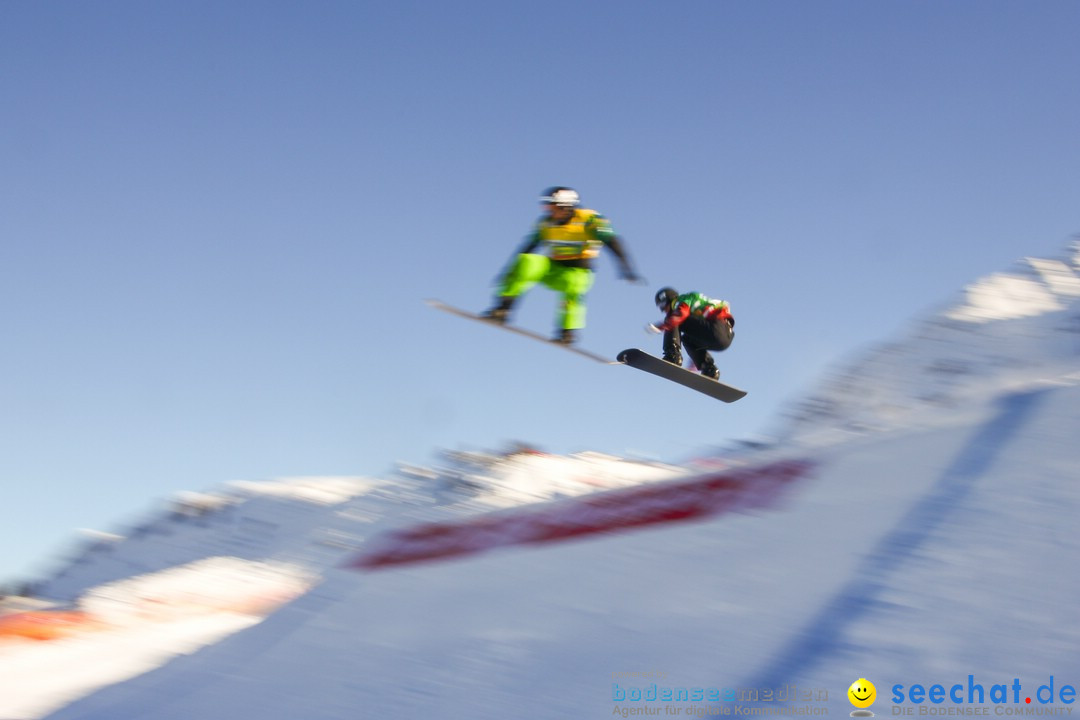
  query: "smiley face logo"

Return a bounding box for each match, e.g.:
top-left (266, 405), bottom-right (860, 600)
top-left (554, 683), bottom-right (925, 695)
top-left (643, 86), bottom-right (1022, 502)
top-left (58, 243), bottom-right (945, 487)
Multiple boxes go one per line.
top-left (848, 678), bottom-right (876, 709)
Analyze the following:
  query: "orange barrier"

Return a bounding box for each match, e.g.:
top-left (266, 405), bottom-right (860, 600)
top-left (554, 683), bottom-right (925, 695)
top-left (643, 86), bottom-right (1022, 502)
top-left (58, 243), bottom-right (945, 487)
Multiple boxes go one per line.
top-left (0, 611), bottom-right (103, 641)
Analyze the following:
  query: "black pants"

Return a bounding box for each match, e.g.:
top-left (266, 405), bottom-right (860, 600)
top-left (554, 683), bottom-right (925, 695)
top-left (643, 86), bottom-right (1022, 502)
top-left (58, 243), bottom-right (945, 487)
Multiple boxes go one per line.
top-left (663, 317), bottom-right (733, 371)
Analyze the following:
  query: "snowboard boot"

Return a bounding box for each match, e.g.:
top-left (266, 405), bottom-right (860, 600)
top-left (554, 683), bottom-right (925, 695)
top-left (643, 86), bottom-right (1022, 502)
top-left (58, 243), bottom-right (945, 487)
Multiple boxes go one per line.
top-left (699, 356), bottom-right (720, 381)
top-left (482, 297), bottom-right (514, 324)
top-left (555, 328), bottom-right (577, 345)
top-left (662, 330), bottom-right (682, 367)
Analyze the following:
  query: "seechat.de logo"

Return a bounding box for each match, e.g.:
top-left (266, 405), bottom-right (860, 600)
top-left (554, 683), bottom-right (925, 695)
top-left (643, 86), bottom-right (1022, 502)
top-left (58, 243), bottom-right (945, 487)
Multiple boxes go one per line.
top-left (891, 675), bottom-right (1077, 712)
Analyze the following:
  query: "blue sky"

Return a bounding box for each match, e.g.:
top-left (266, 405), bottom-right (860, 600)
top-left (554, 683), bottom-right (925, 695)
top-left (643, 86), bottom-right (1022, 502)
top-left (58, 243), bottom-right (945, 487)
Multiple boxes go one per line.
top-left (2, 0), bottom-right (1078, 585)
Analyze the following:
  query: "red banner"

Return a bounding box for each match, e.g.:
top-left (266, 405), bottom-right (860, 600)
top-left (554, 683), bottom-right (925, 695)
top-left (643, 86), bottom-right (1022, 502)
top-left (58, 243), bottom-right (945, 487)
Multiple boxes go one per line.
top-left (347, 459), bottom-right (813, 571)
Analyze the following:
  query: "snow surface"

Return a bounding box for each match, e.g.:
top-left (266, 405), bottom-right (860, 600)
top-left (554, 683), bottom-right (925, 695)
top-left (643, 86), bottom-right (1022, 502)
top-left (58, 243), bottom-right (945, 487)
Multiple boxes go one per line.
top-left (1, 451), bottom-right (688, 719)
top-left (0, 557), bottom-right (312, 719)
top-left (1, 242), bottom-right (1079, 720)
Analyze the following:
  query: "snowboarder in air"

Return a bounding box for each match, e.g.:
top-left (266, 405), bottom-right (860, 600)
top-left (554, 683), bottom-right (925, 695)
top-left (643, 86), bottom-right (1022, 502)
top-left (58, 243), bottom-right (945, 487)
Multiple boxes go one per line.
top-left (648, 287), bottom-right (734, 380)
top-left (483, 186), bottom-right (644, 345)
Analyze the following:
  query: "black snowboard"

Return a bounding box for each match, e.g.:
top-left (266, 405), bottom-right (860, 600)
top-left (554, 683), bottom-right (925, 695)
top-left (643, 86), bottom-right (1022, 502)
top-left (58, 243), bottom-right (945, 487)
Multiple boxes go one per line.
top-left (617, 348), bottom-right (747, 403)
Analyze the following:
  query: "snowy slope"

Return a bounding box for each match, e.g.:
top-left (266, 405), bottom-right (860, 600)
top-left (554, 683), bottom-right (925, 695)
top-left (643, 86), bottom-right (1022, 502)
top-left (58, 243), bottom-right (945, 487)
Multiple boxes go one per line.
top-left (771, 383), bottom-right (1080, 710)
top-left (775, 242), bottom-right (1080, 446)
top-left (33, 450), bottom-right (689, 603)
top-left (0, 557), bottom-right (311, 720)
top-left (38, 382), bottom-right (1080, 720)
top-left (1, 452), bottom-right (689, 719)
top-left (3, 242), bottom-right (1079, 720)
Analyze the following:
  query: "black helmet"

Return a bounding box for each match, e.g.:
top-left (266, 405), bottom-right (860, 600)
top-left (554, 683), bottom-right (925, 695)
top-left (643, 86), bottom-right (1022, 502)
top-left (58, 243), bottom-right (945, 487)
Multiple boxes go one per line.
top-left (655, 287), bottom-right (678, 310)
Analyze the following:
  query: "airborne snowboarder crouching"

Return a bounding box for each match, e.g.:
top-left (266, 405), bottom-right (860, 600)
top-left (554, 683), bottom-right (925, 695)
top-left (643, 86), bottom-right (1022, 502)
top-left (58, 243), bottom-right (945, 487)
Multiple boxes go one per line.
top-left (483, 186), bottom-right (644, 345)
top-left (649, 287), bottom-right (734, 380)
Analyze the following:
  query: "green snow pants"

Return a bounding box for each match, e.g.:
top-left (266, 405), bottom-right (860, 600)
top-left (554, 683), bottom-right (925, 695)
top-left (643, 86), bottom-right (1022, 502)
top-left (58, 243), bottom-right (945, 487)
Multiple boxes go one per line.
top-left (498, 253), bottom-right (595, 330)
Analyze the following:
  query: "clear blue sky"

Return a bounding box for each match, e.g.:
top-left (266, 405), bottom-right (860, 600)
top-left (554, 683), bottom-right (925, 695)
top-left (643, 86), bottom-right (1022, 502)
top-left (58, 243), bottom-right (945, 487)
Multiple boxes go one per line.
top-left (2, 0), bottom-right (1078, 585)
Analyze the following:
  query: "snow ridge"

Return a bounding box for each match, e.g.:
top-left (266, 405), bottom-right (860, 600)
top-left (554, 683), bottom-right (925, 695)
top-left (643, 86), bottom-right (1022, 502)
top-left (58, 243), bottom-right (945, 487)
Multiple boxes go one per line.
top-left (777, 241), bottom-right (1080, 446)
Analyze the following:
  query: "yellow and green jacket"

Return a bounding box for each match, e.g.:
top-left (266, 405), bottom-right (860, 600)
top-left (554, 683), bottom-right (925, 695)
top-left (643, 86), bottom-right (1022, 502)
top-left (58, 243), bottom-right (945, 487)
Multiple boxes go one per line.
top-left (518, 208), bottom-right (632, 272)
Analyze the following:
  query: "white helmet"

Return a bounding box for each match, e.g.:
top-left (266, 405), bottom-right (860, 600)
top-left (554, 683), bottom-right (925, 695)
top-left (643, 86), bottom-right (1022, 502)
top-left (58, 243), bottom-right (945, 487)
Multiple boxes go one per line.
top-left (540, 186), bottom-right (580, 208)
